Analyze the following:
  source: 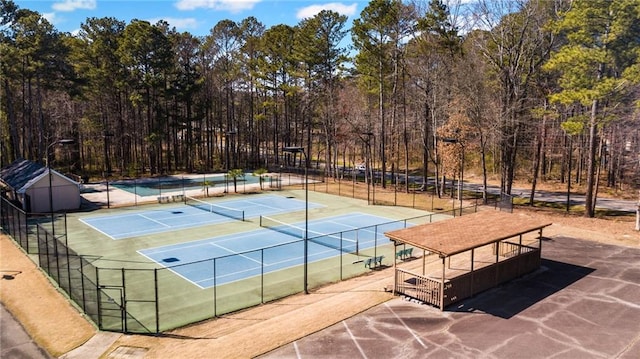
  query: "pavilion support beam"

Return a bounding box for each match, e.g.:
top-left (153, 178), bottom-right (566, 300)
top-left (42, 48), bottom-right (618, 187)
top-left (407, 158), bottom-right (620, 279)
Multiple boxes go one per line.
top-left (518, 234), bottom-right (523, 255)
top-left (440, 256), bottom-right (446, 311)
top-left (470, 248), bottom-right (475, 298)
top-left (393, 243), bottom-right (398, 296)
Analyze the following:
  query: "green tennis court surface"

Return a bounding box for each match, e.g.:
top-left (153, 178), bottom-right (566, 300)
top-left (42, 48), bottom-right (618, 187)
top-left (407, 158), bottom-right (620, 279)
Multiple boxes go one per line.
top-left (59, 189), bottom-right (442, 332)
top-left (138, 213), bottom-right (407, 288)
top-left (80, 194), bottom-right (322, 239)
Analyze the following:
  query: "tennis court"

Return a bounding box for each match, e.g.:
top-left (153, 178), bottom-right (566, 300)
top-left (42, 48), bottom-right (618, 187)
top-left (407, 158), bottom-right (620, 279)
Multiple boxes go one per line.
top-left (138, 213), bottom-right (408, 288)
top-left (80, 194), bottom-right (321, 239)
top-left (39, 189), bottom-right (440, 332)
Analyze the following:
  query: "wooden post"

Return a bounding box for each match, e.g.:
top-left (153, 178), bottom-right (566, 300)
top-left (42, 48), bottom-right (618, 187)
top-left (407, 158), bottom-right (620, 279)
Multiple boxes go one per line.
top-left (393, 243), bottom-right (397, 295)
top-left (440, 256), bottom-right (446, 311)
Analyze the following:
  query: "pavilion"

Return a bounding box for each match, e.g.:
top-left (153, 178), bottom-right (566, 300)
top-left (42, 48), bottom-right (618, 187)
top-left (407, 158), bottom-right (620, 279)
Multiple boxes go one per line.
top-left (385, 210), bottom-right (552, 310)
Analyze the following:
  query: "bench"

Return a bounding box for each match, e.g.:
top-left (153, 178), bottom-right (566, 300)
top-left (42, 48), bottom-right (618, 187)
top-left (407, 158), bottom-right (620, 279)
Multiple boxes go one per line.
top-left (365, 255), bottom-right (385, 268)
top-left (171, 194), bottom-right (185, 202)
top-left (396, 248), bottom-right (414, 260)
top-left (157, 196), bottom-right (170, 203)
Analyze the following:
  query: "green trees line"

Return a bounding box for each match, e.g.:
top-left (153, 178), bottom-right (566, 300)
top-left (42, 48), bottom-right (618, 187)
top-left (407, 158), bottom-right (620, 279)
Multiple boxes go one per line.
top-left (1, 0), bottom-right (639, 217)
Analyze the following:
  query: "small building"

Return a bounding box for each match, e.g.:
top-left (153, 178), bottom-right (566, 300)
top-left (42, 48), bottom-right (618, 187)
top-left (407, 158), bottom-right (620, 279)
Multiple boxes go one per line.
top-left (385, 210), bottom-right (552, 310)
top-left (0, 159), bottom-right (81, 213)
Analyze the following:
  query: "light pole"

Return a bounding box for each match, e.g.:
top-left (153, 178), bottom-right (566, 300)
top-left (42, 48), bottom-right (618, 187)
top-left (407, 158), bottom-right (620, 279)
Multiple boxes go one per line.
top-left (103, 132), bottom-right (114, 208)
top-left (442, 138), bottom-right (464, 216)
top-left (361, 132), bottom-right (374, 205)
top-left (283, 146), bottom-right (308, 294)
top-left (47, 139), bottom-right (75, 236)
top-left (225, 130), bottom-right (237, 193)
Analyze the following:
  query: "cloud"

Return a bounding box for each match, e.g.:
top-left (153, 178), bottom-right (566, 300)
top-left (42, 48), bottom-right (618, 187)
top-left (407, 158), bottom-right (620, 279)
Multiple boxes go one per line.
top-left (41, 12), bottom-right (62, 25)
top-left (174, 0), bottom-right (261, 13)
top-left (147, 17), bottom-right (200, 31)
top-left (52, 0), bottom-right (97, 12)
top-left (296, 2), bottom-right (358, 20)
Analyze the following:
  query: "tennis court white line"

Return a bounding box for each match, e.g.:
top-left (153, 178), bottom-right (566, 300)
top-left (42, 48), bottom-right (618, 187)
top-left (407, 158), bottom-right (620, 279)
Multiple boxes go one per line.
top-left (384, 302), bottom-right (428, 348)
top-left (324, 219), bottom-right (358, 231)
top-left (293, 341), bottom-right (302, 358)
top-left (78, 218), bottom-right (117, 239)
top-left (81, 206), bottom-right (228, 238)
top-left (209, 242), bottom-right (263, 264)
top-left (137, 214), bottom-right (172, 227)
top-left (244, 199), bottom-right (284, 211)
top-left (136, 251), bottom-right (203, 287)
top-left (343, 320), bottom-right (368, 359)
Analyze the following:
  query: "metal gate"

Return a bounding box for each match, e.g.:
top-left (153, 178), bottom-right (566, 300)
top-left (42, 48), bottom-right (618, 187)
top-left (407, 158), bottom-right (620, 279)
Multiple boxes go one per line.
top-left (98, 286), bottom-right (125, 332)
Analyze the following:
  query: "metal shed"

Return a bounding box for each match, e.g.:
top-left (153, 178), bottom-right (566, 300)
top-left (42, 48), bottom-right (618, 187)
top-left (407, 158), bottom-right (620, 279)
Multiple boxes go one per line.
top-left (385, 210), bottom-right (552, 310)
top-left (0, 159), bottom-right (80, 213)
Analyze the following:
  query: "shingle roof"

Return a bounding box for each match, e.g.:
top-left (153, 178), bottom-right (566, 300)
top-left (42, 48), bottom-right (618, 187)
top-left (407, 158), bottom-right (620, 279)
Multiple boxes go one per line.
top-left (384, 211), bottom-right (552, 257)
top-left (0, 159), bottom-right (47, 191)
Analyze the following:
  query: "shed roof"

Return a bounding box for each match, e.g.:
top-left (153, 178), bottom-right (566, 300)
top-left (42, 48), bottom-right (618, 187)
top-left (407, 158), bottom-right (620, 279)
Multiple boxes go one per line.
top-left (0, 159), bottom-right (47, 190)
top-left (0, 159), bottom-right (77, 193)
top-left (385, 211), bottom-right (552, 257)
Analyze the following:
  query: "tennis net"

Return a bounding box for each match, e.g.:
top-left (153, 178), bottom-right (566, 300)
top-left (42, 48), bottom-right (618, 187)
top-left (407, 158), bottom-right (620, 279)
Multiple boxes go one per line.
top-left (259, 215), bottom-right (358, 255)
top-left (185, 196), bottom-right (245, 221)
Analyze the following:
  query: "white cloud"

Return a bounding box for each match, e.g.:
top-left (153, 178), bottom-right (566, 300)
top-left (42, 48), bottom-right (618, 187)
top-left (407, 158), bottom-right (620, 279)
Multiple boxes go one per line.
top-left (52, 0), bottom-right (97, 12)
top-left (147, 17), bottom-right (200, 31)
top-left (296, 2), bottom-right (358, 20)
top-left (174, 0), bottom-right (261, 13)
top-left (41, 12), bottom-right (61, 25)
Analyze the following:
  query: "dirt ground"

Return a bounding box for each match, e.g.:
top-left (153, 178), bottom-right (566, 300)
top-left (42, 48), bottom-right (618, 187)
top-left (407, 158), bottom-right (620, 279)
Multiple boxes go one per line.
top-left (1, 183), bottom-right (639, 359)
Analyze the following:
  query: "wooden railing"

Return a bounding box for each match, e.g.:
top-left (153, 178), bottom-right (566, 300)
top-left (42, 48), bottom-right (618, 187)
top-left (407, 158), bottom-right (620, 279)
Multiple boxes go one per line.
top-left (395, 268), bottom-right (441, 307)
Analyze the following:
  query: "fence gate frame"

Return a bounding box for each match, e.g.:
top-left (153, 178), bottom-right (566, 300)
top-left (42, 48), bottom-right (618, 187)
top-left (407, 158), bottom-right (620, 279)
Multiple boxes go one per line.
top-left (97, 285), bottom-right (125, 332)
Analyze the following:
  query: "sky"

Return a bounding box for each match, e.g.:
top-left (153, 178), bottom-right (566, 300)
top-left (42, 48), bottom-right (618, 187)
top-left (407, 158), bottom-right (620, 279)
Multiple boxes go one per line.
top-left (14, 0), bottom-right (369, 36)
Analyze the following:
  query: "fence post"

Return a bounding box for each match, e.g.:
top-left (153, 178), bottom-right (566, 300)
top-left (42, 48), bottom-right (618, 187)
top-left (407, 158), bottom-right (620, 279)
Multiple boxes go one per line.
top-left (154, 268), bottom-right (160, 334)
top-left (213, 258), bottom-right (217, 317)
top-left (635, 190), bottom-right (639, 231)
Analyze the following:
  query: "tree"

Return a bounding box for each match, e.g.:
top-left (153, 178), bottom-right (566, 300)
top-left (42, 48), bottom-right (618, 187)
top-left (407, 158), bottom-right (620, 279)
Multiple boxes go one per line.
top-left (168, 31), bottom-right (203, 173)
top-left (237, 17), bottom-right (265, 167)
top-left (227, 168), bottom-right (245, 193)
top-left (117, 20), bottom-right (174, 174)
top-left (252, 167), bottom-right (268, 190)
top-left (295, 10), bottom-right (349, 177)
top-left (474, 0), bottom-right (557, 196)
top-left (407, 0), bottom-right (462, 195)
top-left (74, 17), bottom-right (126, 175)
top-left (352, 0), bottom-right (416, 189)
top-left (449, 29), bottom-right (496, 204)
top-left (255, 24), bottom-right (298, 155)
top-left (2, 5), bottom-right (73, 163)
top-left (544, 0), bottom-right (640, 217)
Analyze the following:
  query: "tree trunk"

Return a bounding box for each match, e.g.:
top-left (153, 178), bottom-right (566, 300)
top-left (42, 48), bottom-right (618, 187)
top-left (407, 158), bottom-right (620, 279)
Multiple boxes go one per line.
top-left (584, 98), bottom-right (599, 218)
top-left (530, 114), bottom-right (546, 205)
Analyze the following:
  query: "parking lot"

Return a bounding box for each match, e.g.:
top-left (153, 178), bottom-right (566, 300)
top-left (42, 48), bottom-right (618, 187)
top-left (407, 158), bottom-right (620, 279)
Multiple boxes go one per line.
top-left (260, 235), bottom-right (640, 358)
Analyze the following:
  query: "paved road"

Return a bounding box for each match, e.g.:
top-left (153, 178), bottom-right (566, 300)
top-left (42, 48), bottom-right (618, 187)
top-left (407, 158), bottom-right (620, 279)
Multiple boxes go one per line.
top-left (1, 304), bottom-right (51, 359)
top-left (462, 182), bottom-right (639, 213)
top-left (372, 172), bottom-right (638, 213)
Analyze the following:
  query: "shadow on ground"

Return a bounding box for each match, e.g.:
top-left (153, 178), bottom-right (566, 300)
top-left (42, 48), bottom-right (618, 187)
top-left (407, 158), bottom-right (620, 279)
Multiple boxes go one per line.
top-left (449, 258), bottom-right (595, 319)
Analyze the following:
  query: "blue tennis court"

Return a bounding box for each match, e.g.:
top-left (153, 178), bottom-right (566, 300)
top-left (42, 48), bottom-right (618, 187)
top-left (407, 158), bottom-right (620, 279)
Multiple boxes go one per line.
top-left (138, 213), bottom-right (410, 288)
top-left (80, 195), bottom-right (321, 239)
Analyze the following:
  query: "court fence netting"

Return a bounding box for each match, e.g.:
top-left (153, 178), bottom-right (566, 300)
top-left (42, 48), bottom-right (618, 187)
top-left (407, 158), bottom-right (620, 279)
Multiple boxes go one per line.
top-left (1, 189), bottom-right (507, 334)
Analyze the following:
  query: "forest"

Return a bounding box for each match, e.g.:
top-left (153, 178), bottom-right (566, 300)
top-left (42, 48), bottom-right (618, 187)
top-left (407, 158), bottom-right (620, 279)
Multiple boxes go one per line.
top-left (1, 0), bottom-right (639, 218)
